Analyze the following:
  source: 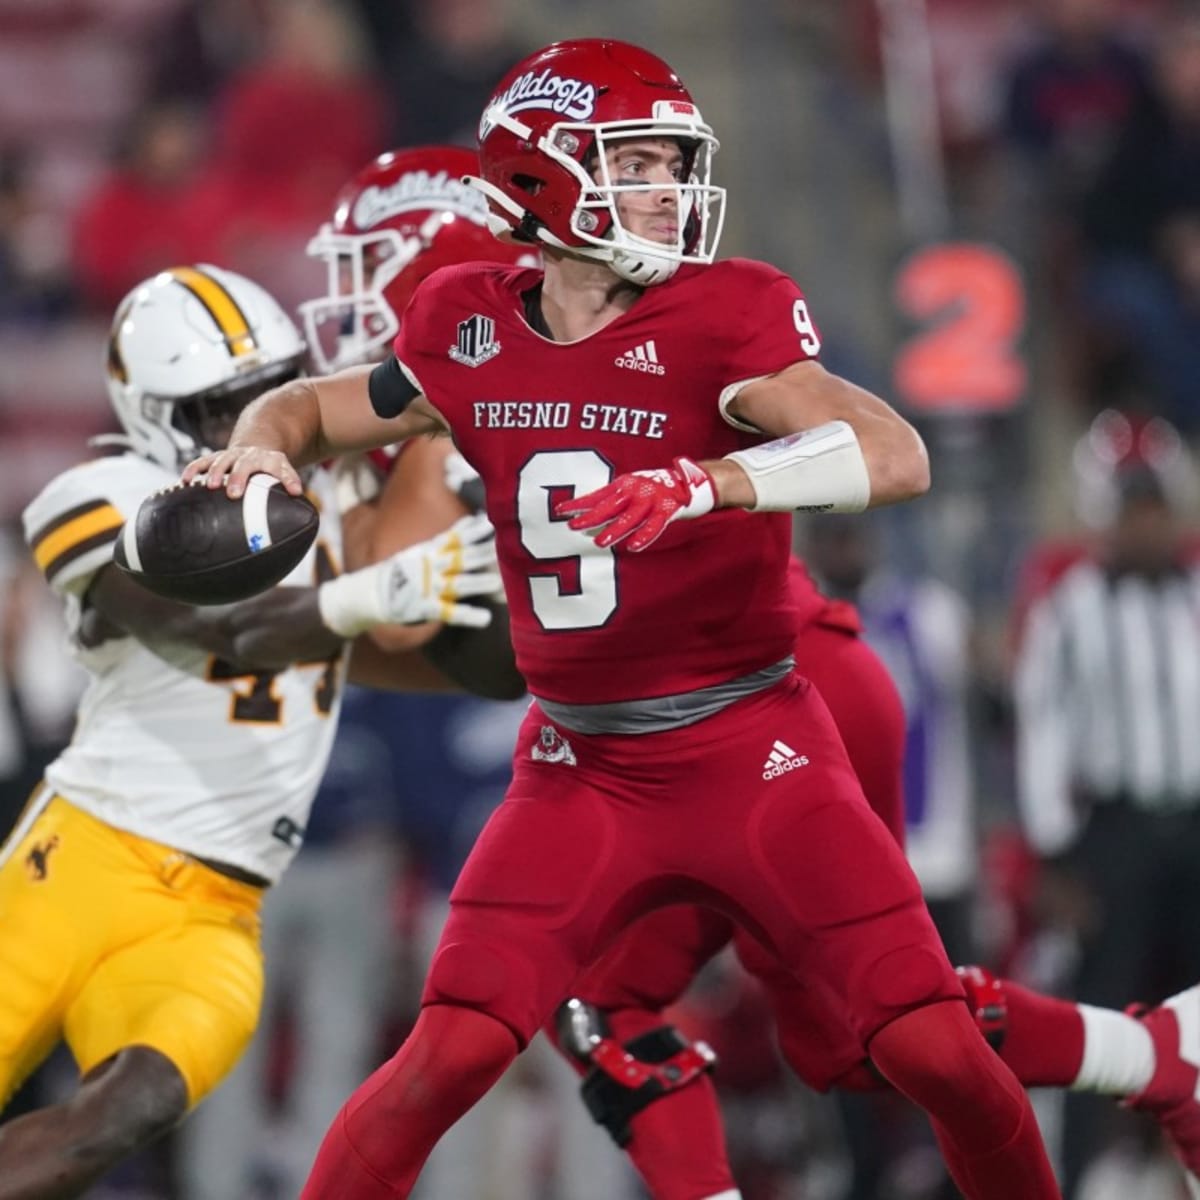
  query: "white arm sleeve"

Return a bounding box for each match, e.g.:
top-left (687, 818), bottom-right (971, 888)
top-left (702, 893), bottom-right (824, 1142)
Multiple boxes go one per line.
top-left (723, 421), bottom-right (870, 513)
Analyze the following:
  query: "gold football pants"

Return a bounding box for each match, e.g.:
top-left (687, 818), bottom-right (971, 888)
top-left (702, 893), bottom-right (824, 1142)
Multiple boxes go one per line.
top-left (0, 791), bottom-right (264, 1110)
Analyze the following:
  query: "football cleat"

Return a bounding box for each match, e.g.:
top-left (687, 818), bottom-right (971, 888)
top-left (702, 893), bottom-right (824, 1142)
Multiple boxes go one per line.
top-left (1126, 987), bottom-right (1200, 1198)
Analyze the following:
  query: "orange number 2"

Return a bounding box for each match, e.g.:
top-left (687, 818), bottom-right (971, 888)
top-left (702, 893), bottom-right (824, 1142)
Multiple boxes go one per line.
top-left (893, 243), bottom-right (1027, 414)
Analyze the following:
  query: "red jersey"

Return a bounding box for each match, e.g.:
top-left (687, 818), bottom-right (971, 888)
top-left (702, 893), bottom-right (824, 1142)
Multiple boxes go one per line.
top-left (788, 557), bottom-right (860, 634)
top-left (392, 258), bottom-right (821, 704)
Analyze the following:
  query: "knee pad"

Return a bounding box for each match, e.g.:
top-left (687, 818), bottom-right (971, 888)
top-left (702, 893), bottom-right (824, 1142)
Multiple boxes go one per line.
top-left (427, 942), bottom-right (514, 1009)
top-left (423, 941), bottom-right (543, 1044)
top-left (955, 964), bottom-right (1008, 1052)
top-left (555, 999), bottom-right (717, 1148)
top-left (861, 943), bottom-right (956, 1010)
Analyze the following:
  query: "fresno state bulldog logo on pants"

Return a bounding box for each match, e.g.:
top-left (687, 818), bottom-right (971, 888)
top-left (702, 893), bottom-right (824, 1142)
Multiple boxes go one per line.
top-left (532, 725), bottom-right (576, 766)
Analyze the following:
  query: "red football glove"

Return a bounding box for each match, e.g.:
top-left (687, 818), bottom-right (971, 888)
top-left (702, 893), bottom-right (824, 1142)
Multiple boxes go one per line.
top-left (553, 456), bottom-right (716, 552)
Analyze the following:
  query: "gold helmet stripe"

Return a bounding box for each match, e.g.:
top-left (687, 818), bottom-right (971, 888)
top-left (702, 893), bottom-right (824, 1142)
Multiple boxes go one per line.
top-left (169, 266), bottom-right (258, 358)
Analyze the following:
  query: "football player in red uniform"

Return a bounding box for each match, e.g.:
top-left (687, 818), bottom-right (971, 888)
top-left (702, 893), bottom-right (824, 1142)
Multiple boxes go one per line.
top-left (302, 142), bottom-right (914, 1198)
top-left (297, 144), bottom-right (535, 695)
top-left (298, 146), bottom-right (1200, 1200)
top-left (189, 38), bottom-right (1060, 1200)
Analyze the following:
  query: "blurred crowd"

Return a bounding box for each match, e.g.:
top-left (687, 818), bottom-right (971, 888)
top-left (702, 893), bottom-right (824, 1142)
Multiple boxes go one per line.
top-left (0, 0), bottom-right (531, 320)
top-left (5, 0), bottom-right (1200, 1197)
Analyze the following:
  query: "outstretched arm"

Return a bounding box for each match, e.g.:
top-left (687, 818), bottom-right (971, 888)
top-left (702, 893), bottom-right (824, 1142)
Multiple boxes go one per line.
top-left (347, 439), bottom-right (527, 699)
top-left (182, 362), bottom-right (448, 498)
top-left (347, 437), bottom-right (472, 655)
top-left (713, 359), bottom-right (929, 508)
top-left (88, 515), bottom-right (500, 671)
top-left (556, 361), bottom-right (929, 552)
top-left (86, 564), bottom-right (342, 670)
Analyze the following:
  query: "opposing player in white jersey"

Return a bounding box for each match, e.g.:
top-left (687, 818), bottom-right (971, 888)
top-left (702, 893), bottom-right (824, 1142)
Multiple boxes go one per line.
top-left (0, 264), bottom-right (499, 1199)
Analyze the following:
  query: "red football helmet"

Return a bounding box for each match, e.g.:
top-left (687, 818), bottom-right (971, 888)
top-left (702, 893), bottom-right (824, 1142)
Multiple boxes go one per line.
top-left (301, 145), bottom-right (537, 373)
top-left (467, 39), bottom-right (726, 286)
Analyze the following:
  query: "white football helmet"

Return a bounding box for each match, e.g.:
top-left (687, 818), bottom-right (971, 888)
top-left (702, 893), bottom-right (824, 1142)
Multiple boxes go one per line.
top-left (102, 265), bottom-right (307, 470)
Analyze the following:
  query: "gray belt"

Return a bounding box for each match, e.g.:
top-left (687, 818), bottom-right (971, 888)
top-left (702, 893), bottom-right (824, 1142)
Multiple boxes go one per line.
top-left (535, 656), bottom-right (794, 736)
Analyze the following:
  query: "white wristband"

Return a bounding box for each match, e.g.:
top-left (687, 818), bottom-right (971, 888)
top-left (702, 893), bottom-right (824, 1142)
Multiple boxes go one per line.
top-left (723, 421), bottom-right (870, 513)
top-left (317, 567), bottom-right (387, 638)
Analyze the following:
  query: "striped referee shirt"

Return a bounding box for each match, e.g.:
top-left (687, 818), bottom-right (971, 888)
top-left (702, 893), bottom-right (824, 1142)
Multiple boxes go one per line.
top-left (1014, 559), bottom-right (1200, 855)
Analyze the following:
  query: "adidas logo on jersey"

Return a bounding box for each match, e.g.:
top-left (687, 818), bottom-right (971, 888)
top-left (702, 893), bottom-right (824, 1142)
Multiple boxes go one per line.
top-left (615, 340), bottom-right (665, 375)
top-left (762, 739), bottom-right (809, 780)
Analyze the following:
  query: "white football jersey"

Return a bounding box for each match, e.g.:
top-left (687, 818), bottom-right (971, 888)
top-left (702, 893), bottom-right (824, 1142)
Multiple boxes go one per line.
top-left (22, 453), bottom-right (348, 884)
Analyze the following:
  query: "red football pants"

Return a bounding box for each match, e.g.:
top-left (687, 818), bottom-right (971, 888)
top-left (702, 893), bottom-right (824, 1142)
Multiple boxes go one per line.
top-left (567, 621), bottom-right (908, 1090)
top-left (423, 666), bottom-right (957, 1049)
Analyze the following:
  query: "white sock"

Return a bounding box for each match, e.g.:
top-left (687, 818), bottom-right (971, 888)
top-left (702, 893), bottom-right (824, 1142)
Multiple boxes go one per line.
top-left (701, 1192), bottom-right (743, 1200)
top-left (1073, 1003), bottom-right (1155, 1095)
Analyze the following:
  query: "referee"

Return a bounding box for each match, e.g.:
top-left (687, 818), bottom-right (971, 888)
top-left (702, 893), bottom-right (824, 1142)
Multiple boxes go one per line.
top-left (1014, 462), bottom-right (1200, 1190)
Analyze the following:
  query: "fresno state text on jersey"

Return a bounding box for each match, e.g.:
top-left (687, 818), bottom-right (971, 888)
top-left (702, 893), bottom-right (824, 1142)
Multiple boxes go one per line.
top-left (389, 259), bottom-right (823, 706)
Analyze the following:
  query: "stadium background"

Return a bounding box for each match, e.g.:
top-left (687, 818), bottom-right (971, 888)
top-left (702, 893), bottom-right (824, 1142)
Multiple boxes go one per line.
top-left (1, 1), bottom-right (1198, 1197)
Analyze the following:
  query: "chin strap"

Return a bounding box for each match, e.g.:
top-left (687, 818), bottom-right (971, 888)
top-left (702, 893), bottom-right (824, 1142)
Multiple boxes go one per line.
top-left (463, 174), bottom-right (679, 286)
top-left (609, 246), bottom-right (680, 286)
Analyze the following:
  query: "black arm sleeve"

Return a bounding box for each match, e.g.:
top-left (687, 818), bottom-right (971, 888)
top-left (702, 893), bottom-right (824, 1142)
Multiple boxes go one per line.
top-left (368, 357), bottom-right (421, 418)
top-left (421, 601), bottom-right (527, 701)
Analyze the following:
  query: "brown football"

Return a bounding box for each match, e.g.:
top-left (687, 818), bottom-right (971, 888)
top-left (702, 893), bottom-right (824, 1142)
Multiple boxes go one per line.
top-left (113, 474), bottom-right (318, 605)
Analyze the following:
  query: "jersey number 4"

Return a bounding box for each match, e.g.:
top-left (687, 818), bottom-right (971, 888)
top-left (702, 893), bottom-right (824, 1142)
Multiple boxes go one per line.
top-left (519, 450), bottom-right (618, 631)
